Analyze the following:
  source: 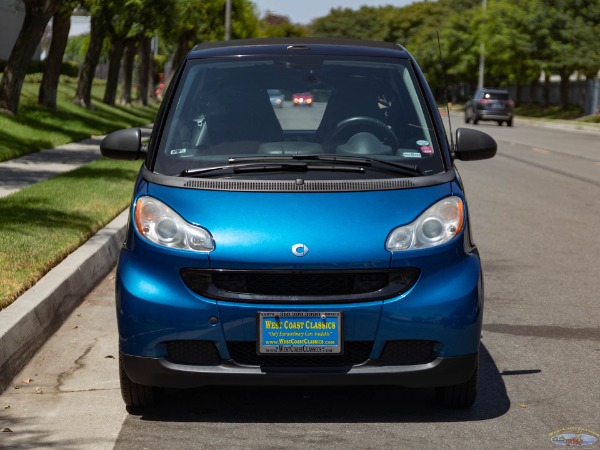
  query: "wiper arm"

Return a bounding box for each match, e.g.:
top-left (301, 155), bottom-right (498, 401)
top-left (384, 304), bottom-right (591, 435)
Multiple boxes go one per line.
top-left (230, 155), bottom-right (423, 176)
top-left (180, 162), bottom-right (364, 177)
top-left (296, 154), bottom-right (422, 175)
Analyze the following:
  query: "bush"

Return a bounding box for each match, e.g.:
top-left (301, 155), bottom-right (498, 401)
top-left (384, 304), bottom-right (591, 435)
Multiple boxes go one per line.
top-left (61, 61), bottom-right (79, 77)
top-left (0, 59), bottom-right (79, 77)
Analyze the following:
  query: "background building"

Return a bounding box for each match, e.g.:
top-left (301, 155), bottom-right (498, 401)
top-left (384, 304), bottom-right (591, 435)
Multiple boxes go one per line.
top-left (0, 0), bottom-right (42, 61)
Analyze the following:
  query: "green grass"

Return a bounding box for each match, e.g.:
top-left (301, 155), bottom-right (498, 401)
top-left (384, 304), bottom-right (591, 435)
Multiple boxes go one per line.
top-left (0, 158), bottom-right (141, 309)
top-left (513, 104), bottom-right (583, 120)
top-left (580, 114), bottom-right (600, 124)
top-left (0, 76), bottom-right (159, 162)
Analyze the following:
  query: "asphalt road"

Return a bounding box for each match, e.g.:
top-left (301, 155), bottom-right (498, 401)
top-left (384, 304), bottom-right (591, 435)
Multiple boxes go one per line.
top-left (1, 116), bottom-right (599, 449)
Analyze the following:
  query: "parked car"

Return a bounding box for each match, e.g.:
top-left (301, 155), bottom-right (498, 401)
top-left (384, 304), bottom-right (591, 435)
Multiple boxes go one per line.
top-left (465, 88), bottom-right (514, 126)
top-left (268, 89), bottom-right (285, 108)
top-left (101, 38), bottom-right (497, 410)
top-left (293, 91), bottom-right (313, 106)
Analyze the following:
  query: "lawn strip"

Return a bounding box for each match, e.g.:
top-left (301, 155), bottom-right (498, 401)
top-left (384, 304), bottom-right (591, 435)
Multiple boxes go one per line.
top-left (0, 77), bottom-right (159, 162)
top-left (0, 158), bottom-right (141, 309)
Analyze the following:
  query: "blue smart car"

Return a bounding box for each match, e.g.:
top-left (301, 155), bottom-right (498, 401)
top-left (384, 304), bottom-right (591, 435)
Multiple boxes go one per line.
top-left (101, 38), bottom-right (497, 409)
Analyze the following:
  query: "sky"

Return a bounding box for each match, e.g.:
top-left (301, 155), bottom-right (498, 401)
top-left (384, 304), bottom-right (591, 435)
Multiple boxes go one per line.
top-left (253, 0), bottom-right (417, 25)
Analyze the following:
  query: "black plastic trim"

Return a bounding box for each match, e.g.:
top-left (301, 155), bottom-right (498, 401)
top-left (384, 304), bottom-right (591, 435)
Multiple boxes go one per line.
top-left (180, 268), bottom-right (420, 303)
top-left (121, 352), bottom-right (478, 389)
top-left (143, 166), bottom-right (456, 192)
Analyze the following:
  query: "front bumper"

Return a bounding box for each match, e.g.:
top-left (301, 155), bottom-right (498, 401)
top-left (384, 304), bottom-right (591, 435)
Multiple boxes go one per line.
top-left (121, 352), bottom-right (478, 388)
top-left (477, 110), bottom-right (512, 121)
top-left (115, 235), bottom-right (484, 389)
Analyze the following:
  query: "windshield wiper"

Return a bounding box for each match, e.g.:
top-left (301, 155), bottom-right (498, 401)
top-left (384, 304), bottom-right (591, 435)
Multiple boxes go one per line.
top-left (180, 161), bottom-right (364, 177)
top-left (229, 155), bottom-right (423, 176)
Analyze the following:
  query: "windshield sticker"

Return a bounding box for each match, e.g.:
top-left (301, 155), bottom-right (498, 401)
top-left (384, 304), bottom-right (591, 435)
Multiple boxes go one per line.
top-left (402, 152), bottom-right (422, 158)
top-left (416, 140), bottom-right (430, 146)
top-left (170, 148), bottom-right (187, 155)
top-left (420, 146), bottom-right (434, 155)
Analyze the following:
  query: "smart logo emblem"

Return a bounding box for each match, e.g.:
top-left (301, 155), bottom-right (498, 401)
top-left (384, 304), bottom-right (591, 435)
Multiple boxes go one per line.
top-left (292, 244), bottom-right (309, 257)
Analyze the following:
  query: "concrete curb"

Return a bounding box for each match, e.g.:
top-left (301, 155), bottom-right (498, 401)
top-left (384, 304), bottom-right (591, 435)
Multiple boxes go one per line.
top-left (0, 209), bottom-right (128, 393)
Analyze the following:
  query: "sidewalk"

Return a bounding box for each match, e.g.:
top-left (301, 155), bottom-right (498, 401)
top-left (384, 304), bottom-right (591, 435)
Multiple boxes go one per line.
top-left (0, 126), bottom-right (152, 392)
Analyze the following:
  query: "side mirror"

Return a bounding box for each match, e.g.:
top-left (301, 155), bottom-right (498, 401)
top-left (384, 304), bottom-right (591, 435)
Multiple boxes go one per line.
top-left (454, 128), bottom-right (497, 161)
top-left (100, 128), bottom-right (145, 160)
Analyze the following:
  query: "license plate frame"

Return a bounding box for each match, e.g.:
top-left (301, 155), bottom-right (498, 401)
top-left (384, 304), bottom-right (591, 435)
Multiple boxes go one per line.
top-left (257, 312), bottom-right (343, 355)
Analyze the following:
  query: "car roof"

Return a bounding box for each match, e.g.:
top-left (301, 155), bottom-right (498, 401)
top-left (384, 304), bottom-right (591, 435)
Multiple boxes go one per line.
top-left (188, 38), bottom-right (410, 59)
top-left (479, 88), bottom-right (509, 93)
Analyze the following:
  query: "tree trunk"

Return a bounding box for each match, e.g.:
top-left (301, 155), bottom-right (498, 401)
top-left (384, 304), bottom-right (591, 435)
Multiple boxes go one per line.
top-left (39, 7), bottom-right (72, 110)
top-left (102, 39), bottom-right (125, 106)
top-left (559, 69), bottom-right (570, 111)
top-left (172, 30), bottom-right (195, 72)
top-left (528, 77), bottom-right (539, 106)
top-left (137, 36), bottom-right (151, 106)
top-left (543, 72), bottom-right (551, 108)
top-left (0, 0), bottom-right (60, 114)
top-left (119, 38), bottom-right (138, 106)
top-left (73, 14), bottom-right (105, 108)
top-left (148, 43), bottom-right (157, 103)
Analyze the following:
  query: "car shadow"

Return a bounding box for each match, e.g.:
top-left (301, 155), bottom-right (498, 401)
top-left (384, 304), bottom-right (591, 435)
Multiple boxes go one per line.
top-left (130, 344), bottom-right (511, 423)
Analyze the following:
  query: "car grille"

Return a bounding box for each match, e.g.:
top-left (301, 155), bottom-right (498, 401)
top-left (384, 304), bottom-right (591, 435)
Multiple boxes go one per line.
top-left (378, 340), bottom-right (436, 365)
top-left (180, 268), bottom-right (420, 303)
top-left (164, 340), bottom-right (436, 367)
top-left (165, 340), bottom-right (221, 365)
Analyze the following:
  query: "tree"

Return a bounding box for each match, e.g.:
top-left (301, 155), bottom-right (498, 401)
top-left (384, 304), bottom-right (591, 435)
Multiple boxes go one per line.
top-left (167, 0), bottom-right (259, 77)
top-left (102, 1), bottom-right (137, 106)
top-left (0, 0), bottom-right (62, 114)
top-left (311, 6), bottom-right (388, 40)
top-left (380, 2), bottom-right (451, 92)
top-left (258, 12), bottom-right (306, 38)
top-left (476, 0), bottom-right (549, 103)
top-left (137, 35), bottom-right (152, 105)
top-left (73, 1), bottom-right (110, 108)
top-left (551, 0), bottom-right (600, 110)
top-left (39, 3), bottom-right (78, 110)
top-left (119, 38), bottom-right (138, 105)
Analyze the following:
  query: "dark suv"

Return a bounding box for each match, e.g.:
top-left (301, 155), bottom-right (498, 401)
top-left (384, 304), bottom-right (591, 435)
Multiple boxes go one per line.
top-left (465, 88), bottom-right (514, 126)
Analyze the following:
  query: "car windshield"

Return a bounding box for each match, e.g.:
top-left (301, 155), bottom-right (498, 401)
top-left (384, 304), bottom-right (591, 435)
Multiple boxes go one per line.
top-left (154, 55), bottom-right (445, 177)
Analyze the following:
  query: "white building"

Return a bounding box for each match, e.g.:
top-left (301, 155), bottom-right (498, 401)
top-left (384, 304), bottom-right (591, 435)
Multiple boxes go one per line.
top-left (0, 0), bottom-right (42, 61)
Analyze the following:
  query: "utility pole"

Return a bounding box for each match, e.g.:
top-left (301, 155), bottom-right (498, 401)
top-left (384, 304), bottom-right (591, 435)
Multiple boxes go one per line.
top-left (225, 0), bottom-right (232, 40)
top-left (477, 0), bottom-right (487, 90)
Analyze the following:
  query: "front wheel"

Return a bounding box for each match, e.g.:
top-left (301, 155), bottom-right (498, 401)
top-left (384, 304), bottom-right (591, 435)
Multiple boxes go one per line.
top-left (119, 353), bottom-right (159, 408)
top-left (435, 358), bottom-right (478, 408)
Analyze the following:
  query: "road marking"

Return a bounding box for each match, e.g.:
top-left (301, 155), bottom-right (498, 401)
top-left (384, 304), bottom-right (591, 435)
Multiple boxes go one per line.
top-left (531, 147), bottom-right (550, 155)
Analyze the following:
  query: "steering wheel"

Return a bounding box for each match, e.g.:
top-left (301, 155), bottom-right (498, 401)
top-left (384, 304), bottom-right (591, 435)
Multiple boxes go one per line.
top-left (329, 116), bottom-right (399, 149)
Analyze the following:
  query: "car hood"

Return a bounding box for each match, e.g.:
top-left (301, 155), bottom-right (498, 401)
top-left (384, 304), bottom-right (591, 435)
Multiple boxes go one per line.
top-left (147, 182), bottom-right (453, 269)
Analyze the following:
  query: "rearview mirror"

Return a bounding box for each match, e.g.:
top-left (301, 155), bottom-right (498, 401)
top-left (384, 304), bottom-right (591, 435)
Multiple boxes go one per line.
top-left (100, 128), bottom-right (145, 161)
top-left (453, 128), bottom-right (497, 161)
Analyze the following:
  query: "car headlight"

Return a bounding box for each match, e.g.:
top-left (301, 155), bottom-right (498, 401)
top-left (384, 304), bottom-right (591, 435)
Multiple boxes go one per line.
top-left (134, 196), bottom-right (214, 252)
top-left (386, 197), bottom-right (464, 251)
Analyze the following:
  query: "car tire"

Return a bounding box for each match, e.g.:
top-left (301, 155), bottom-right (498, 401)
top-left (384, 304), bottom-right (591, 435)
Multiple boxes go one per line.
top-left (507, 118), bottom-right (513, 127)
top-left (464, 114), bottom-right (470, 124)
top-left (472, 117), bottom-right (479, 125)
top-left (435, 358), bottom-right (478, 408)
top-left (119, 353), bottom-right (159, 408)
